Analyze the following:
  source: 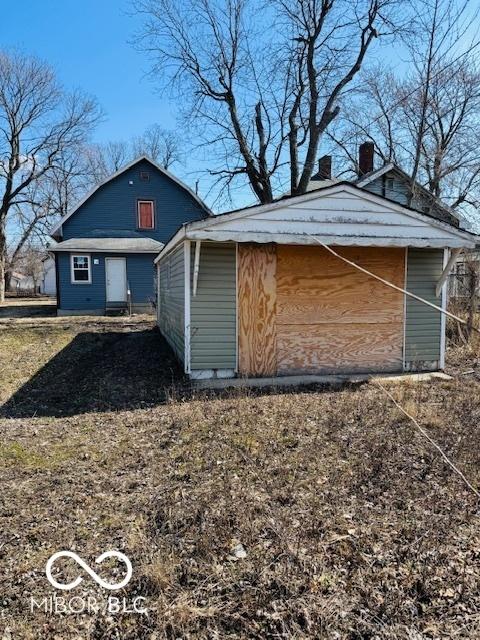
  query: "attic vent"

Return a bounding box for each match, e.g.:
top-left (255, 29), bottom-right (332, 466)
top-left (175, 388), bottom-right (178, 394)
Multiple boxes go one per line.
top-left (140, 171), bottom-right (150, 182)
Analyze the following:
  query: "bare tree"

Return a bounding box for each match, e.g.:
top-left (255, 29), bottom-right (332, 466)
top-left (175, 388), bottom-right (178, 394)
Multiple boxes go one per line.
top-left (83, 141), bottom-right (130, 184)
top-left (13, 245), bottom-right (45, 294)
top-left (326, 66), bottom-right (403, 170)
top-left (85, 125), bottom-right (181, 184)
top-left (0, 50), bottom-right (100, 301)
top-left (402, 0), bottom-right (477, 206)
top-left (5, 150), bottom-right (91, 290)
top-left (134, 0), bottom-right (404, 205)
top-left (131, 124), bottom-right (181, 168)
top-left (328, 0), bottom-right (480, 220)
top-left (329, 55), bottom-right (480, 221)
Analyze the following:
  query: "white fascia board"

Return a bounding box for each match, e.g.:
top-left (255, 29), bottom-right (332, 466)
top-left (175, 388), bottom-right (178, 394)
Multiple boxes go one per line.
top-left (154, 183), bottom-right (478, 260)
top-left (187, 229), bottom-right (475, 249)
top-left (356, 163), bottom-right (395, 186)
top-left (154, 227), bottom-right (187, 264)
top-left (49, 155), bottom-right (211, 238)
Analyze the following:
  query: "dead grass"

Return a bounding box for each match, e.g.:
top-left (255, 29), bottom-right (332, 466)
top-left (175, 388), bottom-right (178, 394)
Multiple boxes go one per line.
top-left (0, 323), bottom-right (479, 639)
top-left (0, 327), bottom-right (75, 405)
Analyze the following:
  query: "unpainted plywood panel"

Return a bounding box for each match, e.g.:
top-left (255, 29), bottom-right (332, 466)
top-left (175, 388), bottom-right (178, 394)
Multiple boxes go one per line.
top-left (276, 246), bottom-right (405, 325)
top-left (277, 323), bottom-right (404, 374)
top-left (276, 299), bottom-right (403, 325)
top-left (238, 243), bottom-right (277, 376)
top-left (276, 246), bottom-right (405, 375)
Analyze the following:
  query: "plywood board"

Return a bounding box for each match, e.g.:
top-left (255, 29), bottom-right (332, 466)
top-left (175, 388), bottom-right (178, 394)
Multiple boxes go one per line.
top-left (276, 246), bottom-right (405, 375)
top-left (276, 323), bottom-right (404, 374)
top-left (238, 243), bottom-right (277, 376)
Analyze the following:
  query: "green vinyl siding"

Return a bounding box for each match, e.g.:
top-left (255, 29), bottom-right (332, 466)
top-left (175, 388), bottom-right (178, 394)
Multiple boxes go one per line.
top-left (158, 244), bottom-right (185, 363)
top-left (190, 242), bottom-right (237, 370)
top-left (405, 248), bottom-right (444, 369)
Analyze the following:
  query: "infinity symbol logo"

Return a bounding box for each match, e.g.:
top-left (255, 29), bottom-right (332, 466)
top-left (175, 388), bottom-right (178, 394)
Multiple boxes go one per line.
top-left (46, 551), bottom-right (133, 591)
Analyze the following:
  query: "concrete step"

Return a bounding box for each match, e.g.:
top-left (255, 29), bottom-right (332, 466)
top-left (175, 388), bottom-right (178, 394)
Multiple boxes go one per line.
top-left (105, 305), bottom-right (128, 317)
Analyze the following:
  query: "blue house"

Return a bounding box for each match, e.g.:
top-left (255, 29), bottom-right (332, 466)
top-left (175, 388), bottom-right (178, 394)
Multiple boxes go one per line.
top-left (49, 156), bottom-right (209, 315)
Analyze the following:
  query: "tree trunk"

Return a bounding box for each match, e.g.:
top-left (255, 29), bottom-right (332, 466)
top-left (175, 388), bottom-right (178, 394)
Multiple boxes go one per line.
top-left (0, 224), bottom-right (6, 302)
top-left (0, 255), bottom-right (5, 303)
top-left (4, 269), bottom-right (11, 293)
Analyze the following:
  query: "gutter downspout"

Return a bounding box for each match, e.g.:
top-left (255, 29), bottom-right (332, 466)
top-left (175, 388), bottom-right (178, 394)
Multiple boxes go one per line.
top-left (193, 241), bottom-right (201, 297)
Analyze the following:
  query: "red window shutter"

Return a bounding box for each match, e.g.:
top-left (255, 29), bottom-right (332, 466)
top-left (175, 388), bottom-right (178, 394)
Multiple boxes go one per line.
top-left (138, 202), bottom-right (153, 228)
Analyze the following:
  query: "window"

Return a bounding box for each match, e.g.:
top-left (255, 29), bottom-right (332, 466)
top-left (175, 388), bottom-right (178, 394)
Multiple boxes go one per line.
top-left (137, 200), bottom-right (155, 229)
top-left (140, 171), bottom-right (150, 182)
top-left (71, 255), bottom-right (91, 283)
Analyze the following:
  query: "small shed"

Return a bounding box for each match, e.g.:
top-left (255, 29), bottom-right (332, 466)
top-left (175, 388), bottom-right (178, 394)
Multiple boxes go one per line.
top-left (40, 255), bottom-right (57, 296)
top-left (155, 183), bottom-right (477, 381)
top-left (9, 272), bottom-right (36, 293)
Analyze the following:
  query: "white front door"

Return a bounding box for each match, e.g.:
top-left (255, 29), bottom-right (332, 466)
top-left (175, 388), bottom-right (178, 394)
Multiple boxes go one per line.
top-left (105, 258), bottom-right (127, 302)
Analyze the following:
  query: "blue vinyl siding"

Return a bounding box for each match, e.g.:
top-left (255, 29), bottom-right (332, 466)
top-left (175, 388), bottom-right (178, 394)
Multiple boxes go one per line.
top-left (57, 252), bottom-right (156, 311)
top-left (61, 159), bottom-right (207, 243)
top-left (362, 171), bottom-right (458, 226)
top-left (363, 173), bottom-right (409, 205)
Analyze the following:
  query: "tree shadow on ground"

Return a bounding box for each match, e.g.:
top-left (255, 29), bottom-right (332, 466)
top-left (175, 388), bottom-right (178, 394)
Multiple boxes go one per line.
top-left (0, 300), bottom-right (56, 319)
top-left (0, 328), bottom-right (185, 418)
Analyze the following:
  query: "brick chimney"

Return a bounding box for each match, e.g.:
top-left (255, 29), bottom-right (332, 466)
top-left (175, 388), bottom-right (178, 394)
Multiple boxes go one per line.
top-left (317, 155), bottom-right (332, 179)
top-left (358, 142), bottom-right (374, 176)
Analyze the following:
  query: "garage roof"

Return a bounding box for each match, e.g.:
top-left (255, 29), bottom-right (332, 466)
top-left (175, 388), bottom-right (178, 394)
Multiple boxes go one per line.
top-left (155, 183), bottom-right (477, 262)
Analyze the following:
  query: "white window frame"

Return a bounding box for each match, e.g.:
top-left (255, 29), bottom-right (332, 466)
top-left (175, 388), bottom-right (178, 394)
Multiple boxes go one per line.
top-left (70, 254), bottom-right (92, 284)
top-left (137, 200), bottom-right (155, 230)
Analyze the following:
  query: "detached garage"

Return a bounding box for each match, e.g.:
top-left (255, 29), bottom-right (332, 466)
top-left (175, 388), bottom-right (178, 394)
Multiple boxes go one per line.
top-left (155, 183), bottom-right (476, 381)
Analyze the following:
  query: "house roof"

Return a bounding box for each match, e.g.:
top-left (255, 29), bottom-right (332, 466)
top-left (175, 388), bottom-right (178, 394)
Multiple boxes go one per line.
top-left (305, 177), bottom-right (340, 191)
top-left (49, 155), bottom-right (211, 239)
top-left (50, 237), bottom-right (163, 253)
top-left (355, 162), bottom-right (461, 220)
top-left (354, 162), bottom-right (397, 187)
top-left (155, 182), bottom-right (478, 263)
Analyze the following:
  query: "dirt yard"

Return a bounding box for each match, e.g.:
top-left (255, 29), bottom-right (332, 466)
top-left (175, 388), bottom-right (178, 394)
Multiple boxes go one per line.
top-left (0, 318), bottom-right (479, 639)
top-left (0, 296), bottom-right (57, 320)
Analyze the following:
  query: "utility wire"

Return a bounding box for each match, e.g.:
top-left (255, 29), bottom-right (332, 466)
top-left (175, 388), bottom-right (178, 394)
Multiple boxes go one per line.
top-left (309, 236), bottom-right (479, 335)
top-left (306, 235), bottom-right (480, 498)
top-left (375, 380), bottom-right (480, 499)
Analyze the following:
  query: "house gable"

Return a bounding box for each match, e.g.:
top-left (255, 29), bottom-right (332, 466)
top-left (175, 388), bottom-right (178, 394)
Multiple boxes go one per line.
top-left (51, 157), bottom-right (209, 244)
top-left (357, 165), bottom-right (458, 227)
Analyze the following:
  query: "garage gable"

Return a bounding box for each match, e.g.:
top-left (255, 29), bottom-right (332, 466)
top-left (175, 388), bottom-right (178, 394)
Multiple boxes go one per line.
top-left (182, 184), bottom-right (476, 249)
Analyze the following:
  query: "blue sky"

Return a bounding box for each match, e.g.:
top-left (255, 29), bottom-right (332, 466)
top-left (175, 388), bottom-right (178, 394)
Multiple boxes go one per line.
top-left (0, 0), bottom-right (170, 142)
top-left (1, 0), bottom-right (399, 213)
top-left (2, 0), bottom-right (479, 220)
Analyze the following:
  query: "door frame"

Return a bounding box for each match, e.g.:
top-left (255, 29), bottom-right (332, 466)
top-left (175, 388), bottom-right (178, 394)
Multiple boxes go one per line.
top-left (105, 257), bottom-right (127, 302)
